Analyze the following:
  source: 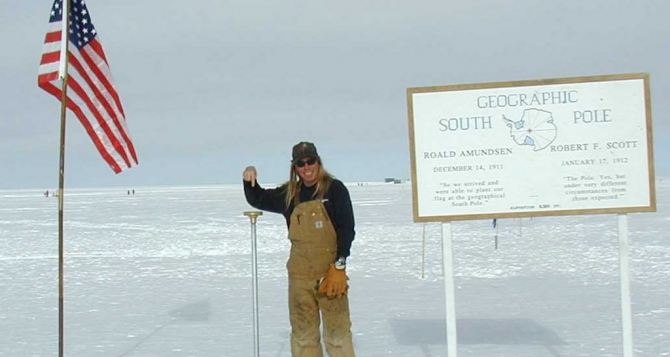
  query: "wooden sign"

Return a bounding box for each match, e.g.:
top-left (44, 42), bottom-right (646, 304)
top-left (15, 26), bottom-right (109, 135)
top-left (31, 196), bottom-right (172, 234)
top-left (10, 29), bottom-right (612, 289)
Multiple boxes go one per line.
top-left (407, 73), bottom-right (655, 222)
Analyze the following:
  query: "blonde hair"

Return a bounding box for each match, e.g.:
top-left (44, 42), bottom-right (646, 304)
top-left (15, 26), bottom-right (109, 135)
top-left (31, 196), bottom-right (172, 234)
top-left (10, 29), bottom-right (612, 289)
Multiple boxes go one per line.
top-left (284, 158), bottom-right (333, 208)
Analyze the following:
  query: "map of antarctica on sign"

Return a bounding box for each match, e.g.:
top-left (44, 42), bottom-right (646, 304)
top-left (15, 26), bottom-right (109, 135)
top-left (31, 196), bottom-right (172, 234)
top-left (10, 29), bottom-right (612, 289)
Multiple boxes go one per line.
top-left (503, 109), bottom-right (557, 151)
top-left (408, 74), bottom-right (655, 222)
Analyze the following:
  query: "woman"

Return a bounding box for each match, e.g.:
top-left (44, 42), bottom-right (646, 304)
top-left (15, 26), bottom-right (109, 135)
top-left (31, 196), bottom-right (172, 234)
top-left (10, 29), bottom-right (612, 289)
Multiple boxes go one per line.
top-left (243, 141), bottom-right (356, 357)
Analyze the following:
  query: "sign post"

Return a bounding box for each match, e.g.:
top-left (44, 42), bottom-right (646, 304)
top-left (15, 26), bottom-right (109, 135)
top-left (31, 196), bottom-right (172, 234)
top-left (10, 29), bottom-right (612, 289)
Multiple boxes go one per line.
top-left (618, 214), bottom-right (633, 357)
top-left (442, 222), bottom-right (458, 356)
top-left (407, 73), bottom-right (655, 356)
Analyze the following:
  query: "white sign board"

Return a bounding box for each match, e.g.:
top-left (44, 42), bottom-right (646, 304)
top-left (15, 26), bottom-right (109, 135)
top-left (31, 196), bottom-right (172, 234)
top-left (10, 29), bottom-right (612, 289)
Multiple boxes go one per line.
top-left (407, 73), bottom-right (656, 222)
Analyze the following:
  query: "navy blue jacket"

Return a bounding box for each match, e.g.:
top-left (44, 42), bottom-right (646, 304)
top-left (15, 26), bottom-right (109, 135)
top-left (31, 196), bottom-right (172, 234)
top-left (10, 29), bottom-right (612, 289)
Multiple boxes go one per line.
top-left (243, 179), bottom-right (355, 258)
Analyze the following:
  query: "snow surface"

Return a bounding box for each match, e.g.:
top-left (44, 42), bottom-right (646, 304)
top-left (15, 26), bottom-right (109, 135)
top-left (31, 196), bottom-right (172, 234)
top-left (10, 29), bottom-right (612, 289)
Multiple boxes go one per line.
top-left (1, 180), bottom-right (668, 356)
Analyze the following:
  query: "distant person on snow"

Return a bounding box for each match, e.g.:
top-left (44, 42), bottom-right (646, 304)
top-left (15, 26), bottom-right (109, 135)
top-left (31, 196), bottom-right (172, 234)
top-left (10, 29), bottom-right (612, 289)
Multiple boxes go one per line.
top-left (242, 141), bottom-right (356, 357)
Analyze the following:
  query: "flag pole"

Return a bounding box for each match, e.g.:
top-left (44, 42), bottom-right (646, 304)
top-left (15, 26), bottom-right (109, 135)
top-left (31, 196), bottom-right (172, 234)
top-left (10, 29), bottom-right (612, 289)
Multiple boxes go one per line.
top-left (57, 1), bottom-right (72, 356)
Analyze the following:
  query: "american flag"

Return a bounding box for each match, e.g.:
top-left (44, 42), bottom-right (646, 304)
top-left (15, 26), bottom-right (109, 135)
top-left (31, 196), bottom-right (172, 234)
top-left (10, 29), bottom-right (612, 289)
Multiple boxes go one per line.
top-left (38, 0), bottom-right (138, 173)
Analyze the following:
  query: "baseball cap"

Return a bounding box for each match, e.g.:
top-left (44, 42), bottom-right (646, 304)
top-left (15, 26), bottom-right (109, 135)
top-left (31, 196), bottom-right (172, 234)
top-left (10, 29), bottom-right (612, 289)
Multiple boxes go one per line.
top-left (292, 141), bottom-right (319, 163)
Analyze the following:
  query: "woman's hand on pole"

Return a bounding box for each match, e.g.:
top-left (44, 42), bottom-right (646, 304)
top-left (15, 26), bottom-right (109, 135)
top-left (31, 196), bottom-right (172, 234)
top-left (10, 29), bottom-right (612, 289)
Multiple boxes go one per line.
top-left (243, 166), bottom-right (257, 187)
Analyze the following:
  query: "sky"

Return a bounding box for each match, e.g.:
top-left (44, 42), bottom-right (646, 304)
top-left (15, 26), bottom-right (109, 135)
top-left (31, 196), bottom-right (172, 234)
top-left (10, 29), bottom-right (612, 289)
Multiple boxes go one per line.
top-left (1, 0), bottom-right (669, 189)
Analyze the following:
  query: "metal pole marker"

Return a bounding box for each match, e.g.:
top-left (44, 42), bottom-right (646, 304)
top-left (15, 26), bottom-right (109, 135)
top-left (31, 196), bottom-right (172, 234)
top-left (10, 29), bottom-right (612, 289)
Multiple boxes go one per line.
top-left (244, 211), bottom-right (263, 357)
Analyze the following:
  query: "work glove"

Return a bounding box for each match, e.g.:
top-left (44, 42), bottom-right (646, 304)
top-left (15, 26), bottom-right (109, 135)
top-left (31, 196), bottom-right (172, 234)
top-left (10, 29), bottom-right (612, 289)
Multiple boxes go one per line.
top-left (318, 264), bottom-right (348, 298)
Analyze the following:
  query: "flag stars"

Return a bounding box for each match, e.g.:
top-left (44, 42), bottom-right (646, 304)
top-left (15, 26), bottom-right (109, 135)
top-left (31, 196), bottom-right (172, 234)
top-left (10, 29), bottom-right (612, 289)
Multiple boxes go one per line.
top-left (51, 0), bottom-right (97, 49)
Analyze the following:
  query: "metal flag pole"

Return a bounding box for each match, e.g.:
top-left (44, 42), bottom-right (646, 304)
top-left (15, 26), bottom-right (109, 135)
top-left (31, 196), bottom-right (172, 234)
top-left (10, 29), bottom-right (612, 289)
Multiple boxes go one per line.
top-left (244, 211), bottom-right (263, 357)
top-left (57, 1), bottom-right (72, 356)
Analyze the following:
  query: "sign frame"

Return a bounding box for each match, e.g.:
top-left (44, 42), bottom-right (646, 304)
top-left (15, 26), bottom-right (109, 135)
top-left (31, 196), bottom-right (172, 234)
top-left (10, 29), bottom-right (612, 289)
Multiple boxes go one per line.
top-left (407, 73), bottom-right (656, 222)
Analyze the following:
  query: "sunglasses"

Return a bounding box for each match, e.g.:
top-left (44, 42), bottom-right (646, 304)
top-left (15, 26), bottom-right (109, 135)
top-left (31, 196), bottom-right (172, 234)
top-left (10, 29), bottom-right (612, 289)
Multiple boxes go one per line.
top-left (294, 157), bottom-right (318, 168)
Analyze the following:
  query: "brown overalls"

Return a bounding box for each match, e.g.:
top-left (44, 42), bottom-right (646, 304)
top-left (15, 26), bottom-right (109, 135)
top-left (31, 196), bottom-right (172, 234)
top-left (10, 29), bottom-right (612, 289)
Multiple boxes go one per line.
top-left (287, 200), bottom-right (355, 357)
